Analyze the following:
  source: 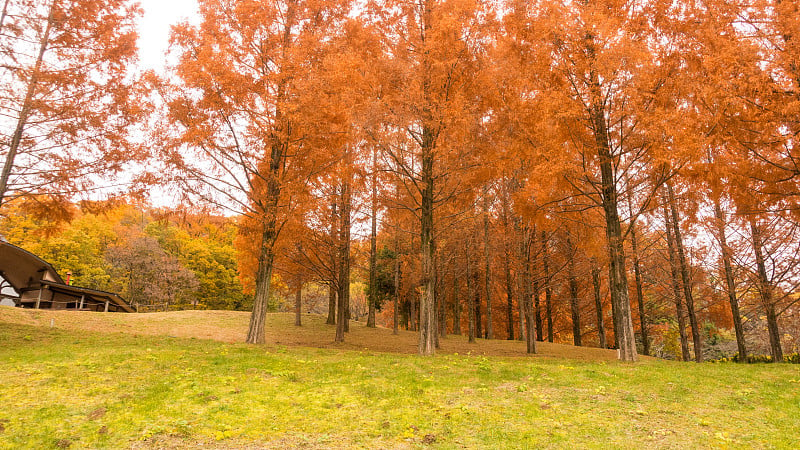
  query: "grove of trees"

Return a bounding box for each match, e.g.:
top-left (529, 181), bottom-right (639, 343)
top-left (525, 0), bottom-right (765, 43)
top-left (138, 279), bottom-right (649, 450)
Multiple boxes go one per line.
top-left (1, 0), bottom-right (799, 362)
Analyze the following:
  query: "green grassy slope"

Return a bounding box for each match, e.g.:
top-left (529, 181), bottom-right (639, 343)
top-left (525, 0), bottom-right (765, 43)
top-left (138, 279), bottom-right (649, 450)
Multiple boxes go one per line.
top-left (0, 308), bottom-right (798, 448)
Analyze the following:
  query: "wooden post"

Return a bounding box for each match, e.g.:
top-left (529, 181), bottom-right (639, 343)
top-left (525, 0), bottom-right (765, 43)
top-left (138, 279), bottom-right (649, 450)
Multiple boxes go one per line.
top-left (78, 295), bottom-right (85, 310)
top-left (104, 300), bottom-right (109, 313)
top-left (35, 286), bottom-right (42, 309)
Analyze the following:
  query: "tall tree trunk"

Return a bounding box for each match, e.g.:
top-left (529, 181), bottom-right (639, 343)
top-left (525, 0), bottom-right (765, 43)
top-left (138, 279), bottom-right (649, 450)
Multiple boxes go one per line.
top-left (505, 247), bottom-right (515, 340)
top-left (516, 223), bottom-right (526, 342)
top-left (393, 232), bottom-right (400, 335)
top-left (542, 231), bottom-right (554, 342)
top-left (500, 189), bottom-right (515, 340)
top-left (326, 200), bottom-right (338, 325)
top-left (0, 0), bottom-right (55, 208)
top-left (452, 275), bottom-right (461, 335)
top-left (626, 178), bottom-right (649, 355)
top-left (327, 285), bottom-right (337, 325)
top-left (466, 243), bottom-right (476, 343)
top-left (475, 288), bottom-right (483, 338)
top-left (590, 69), bottom-right (637, 361)
top-left (750, 218), bottom-right (783, 362)
top-left (436, 245), bottom-right (446, 340)
top-left (335, 179), bottom-right (351, 343)
top-left (663, 198), bottom-right (690, 361)
top-left (367, 149), bottom-right (378, 328)
top-left (592, 265), bottom-right (607, 349)
top-left (667, 182), bottom-right (702, 362)
top-left (713, 199), bottom-right (747, 360)
top-left (482, 187), bottom-right (493, 339)
top-left (523, 226), bottom-right (537, 353)
top-left (294, 281), bottom-right (302, 327)
top-left (567, 236), bottom-right (582, 346)
top-left (247, 219), bottom-right (278, 344)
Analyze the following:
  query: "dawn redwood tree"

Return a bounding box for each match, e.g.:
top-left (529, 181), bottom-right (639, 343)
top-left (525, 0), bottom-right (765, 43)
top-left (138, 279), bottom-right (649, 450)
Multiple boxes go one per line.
top-left (0, 0), bottom-right (143, 210)
top-left (369, 0), bottom-right (488, 355)
top-left (159, 0), bottom-right (350, 344)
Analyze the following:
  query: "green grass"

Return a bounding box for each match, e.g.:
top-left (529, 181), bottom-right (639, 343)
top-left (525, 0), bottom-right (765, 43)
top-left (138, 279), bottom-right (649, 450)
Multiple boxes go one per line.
top-left (0, 321), bottom-right (799, 448)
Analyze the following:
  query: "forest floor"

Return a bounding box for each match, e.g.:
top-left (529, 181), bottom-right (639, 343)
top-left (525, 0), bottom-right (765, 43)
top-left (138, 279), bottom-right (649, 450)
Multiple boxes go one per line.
top-left (1, 307), bottom-right (799, 449)
top-left (0, 308), bottom-right (622, 360)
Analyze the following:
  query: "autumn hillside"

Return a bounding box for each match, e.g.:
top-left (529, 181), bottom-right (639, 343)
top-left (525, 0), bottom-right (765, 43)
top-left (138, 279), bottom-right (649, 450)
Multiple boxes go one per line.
top-left (1, 307), bottom-right (799, 448)
top-left (0, 307), bottom-right (621, 361)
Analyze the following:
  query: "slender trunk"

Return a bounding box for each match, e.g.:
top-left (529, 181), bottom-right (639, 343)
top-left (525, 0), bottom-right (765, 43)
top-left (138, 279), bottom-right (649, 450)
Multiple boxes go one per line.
top-left (0, 1), bottom-right (56, 208)
top-left (567, 237), bottom-right (582, 346)
top-left (452, 275), bottom-right (461, 335)
top-left (505, 246), bottom-right (515, 340)
top-left (466, 243), bottom-right (476, 343)
top-left (393, 232), bottom-right (400, 335)
top-left (516, 222), bottom-right (526, 341)
top-left (626, 178), bottom-right (649, 355)
top-left (367, 150), bottom-right (378, 328)
top-left (500, 189), bottom-right (515, 340)
top-left (0, 0), bottom-right (10, 34)
top-left (592, 265), bottom-right (607, 349)
top-left (542, 231), bottom-right (553, 342)
top-left (523, 226), bottom-right (536, 353)
top-left (326, 200), bottom-right (338, 325)
top-left (664, 198), bottom-right (690, 361)
top-left (482, 187), bottom-right (493, 339)
top-left (418, 125), bottom-right (436, 355)
top-left (294, 281), bottom-right (302, 327)
top-left (326, 284), bottom-right (337, 325)
top-left (532, 224), bottom-right (543, 341)
top-left (335, 179), bottom-right (351, 343)
top-left (475, 287), bottom-right (483, 338)
top-left (667, 182), bottom-right (702, 362)
top-left (436, 245), bottom-right (446, 340)
top-left (713, 198), bottom-right (747, 360)
top-left (750, 218), bottom-right (783, 362)
top-left (590, 66), bottom-right (637, 361)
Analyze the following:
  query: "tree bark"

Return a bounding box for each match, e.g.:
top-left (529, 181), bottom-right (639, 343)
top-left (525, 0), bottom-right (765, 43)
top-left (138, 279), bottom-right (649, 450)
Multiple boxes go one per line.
top-left (452, 275), bottom-right (461, 335)
top-left (664, 198), bottom-right (690, 361)
top-left (418, 124), bottom-right (436, 355)
top-left (567, 237), bottom-right (582, 346)
top-left (294, 281), bottom-right (302, 327)
top-left (589, 64), bottom-right (637, 361)
top-left (626, 178), bottom-right (649, 356)
top-left (335, 179), bottom-right (351, 343)
top-left (750, 218), bottom-right (783, 362)
top-left (666, 182), bottom-right (702, 362)
top-left (592, 265), bottom-right (607, 349)
top-left (482, 186), bottom-right (493, 339)
top-left (367, 149), bottom-right (378, 328)
top-left (713, 198), bottom-right (747, 360)
top-left (466, 242), bottom-right (476, 343)
top-left (523, 226), bottom-right (537, 353)
top-left (393, 232), bottom-right (400, 335)
top-left (541, 231), bottom-right (554, 343)
top-left (326, 200), bottom-right (338, 325)
top-left (247, 219), bottom-right (278, 344)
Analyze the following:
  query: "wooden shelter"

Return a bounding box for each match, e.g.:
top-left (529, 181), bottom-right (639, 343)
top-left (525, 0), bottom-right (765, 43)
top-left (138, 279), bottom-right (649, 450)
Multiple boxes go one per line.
top-left (0, 241), bottom-right (133, 312)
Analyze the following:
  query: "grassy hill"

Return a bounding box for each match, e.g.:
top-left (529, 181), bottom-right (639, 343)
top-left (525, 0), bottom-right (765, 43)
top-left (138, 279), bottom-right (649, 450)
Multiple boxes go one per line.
top-left (0, 307), bottom-right (798, 448)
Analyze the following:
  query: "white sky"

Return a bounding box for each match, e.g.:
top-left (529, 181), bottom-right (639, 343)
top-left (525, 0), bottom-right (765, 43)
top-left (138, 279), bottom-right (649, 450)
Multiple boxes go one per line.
top-left (136, 0), bottom-right (200, 70)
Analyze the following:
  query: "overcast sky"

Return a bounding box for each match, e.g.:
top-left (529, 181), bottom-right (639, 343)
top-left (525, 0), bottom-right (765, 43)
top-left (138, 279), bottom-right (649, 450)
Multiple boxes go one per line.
top-left (137, 0), bottom-right (199, 70)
